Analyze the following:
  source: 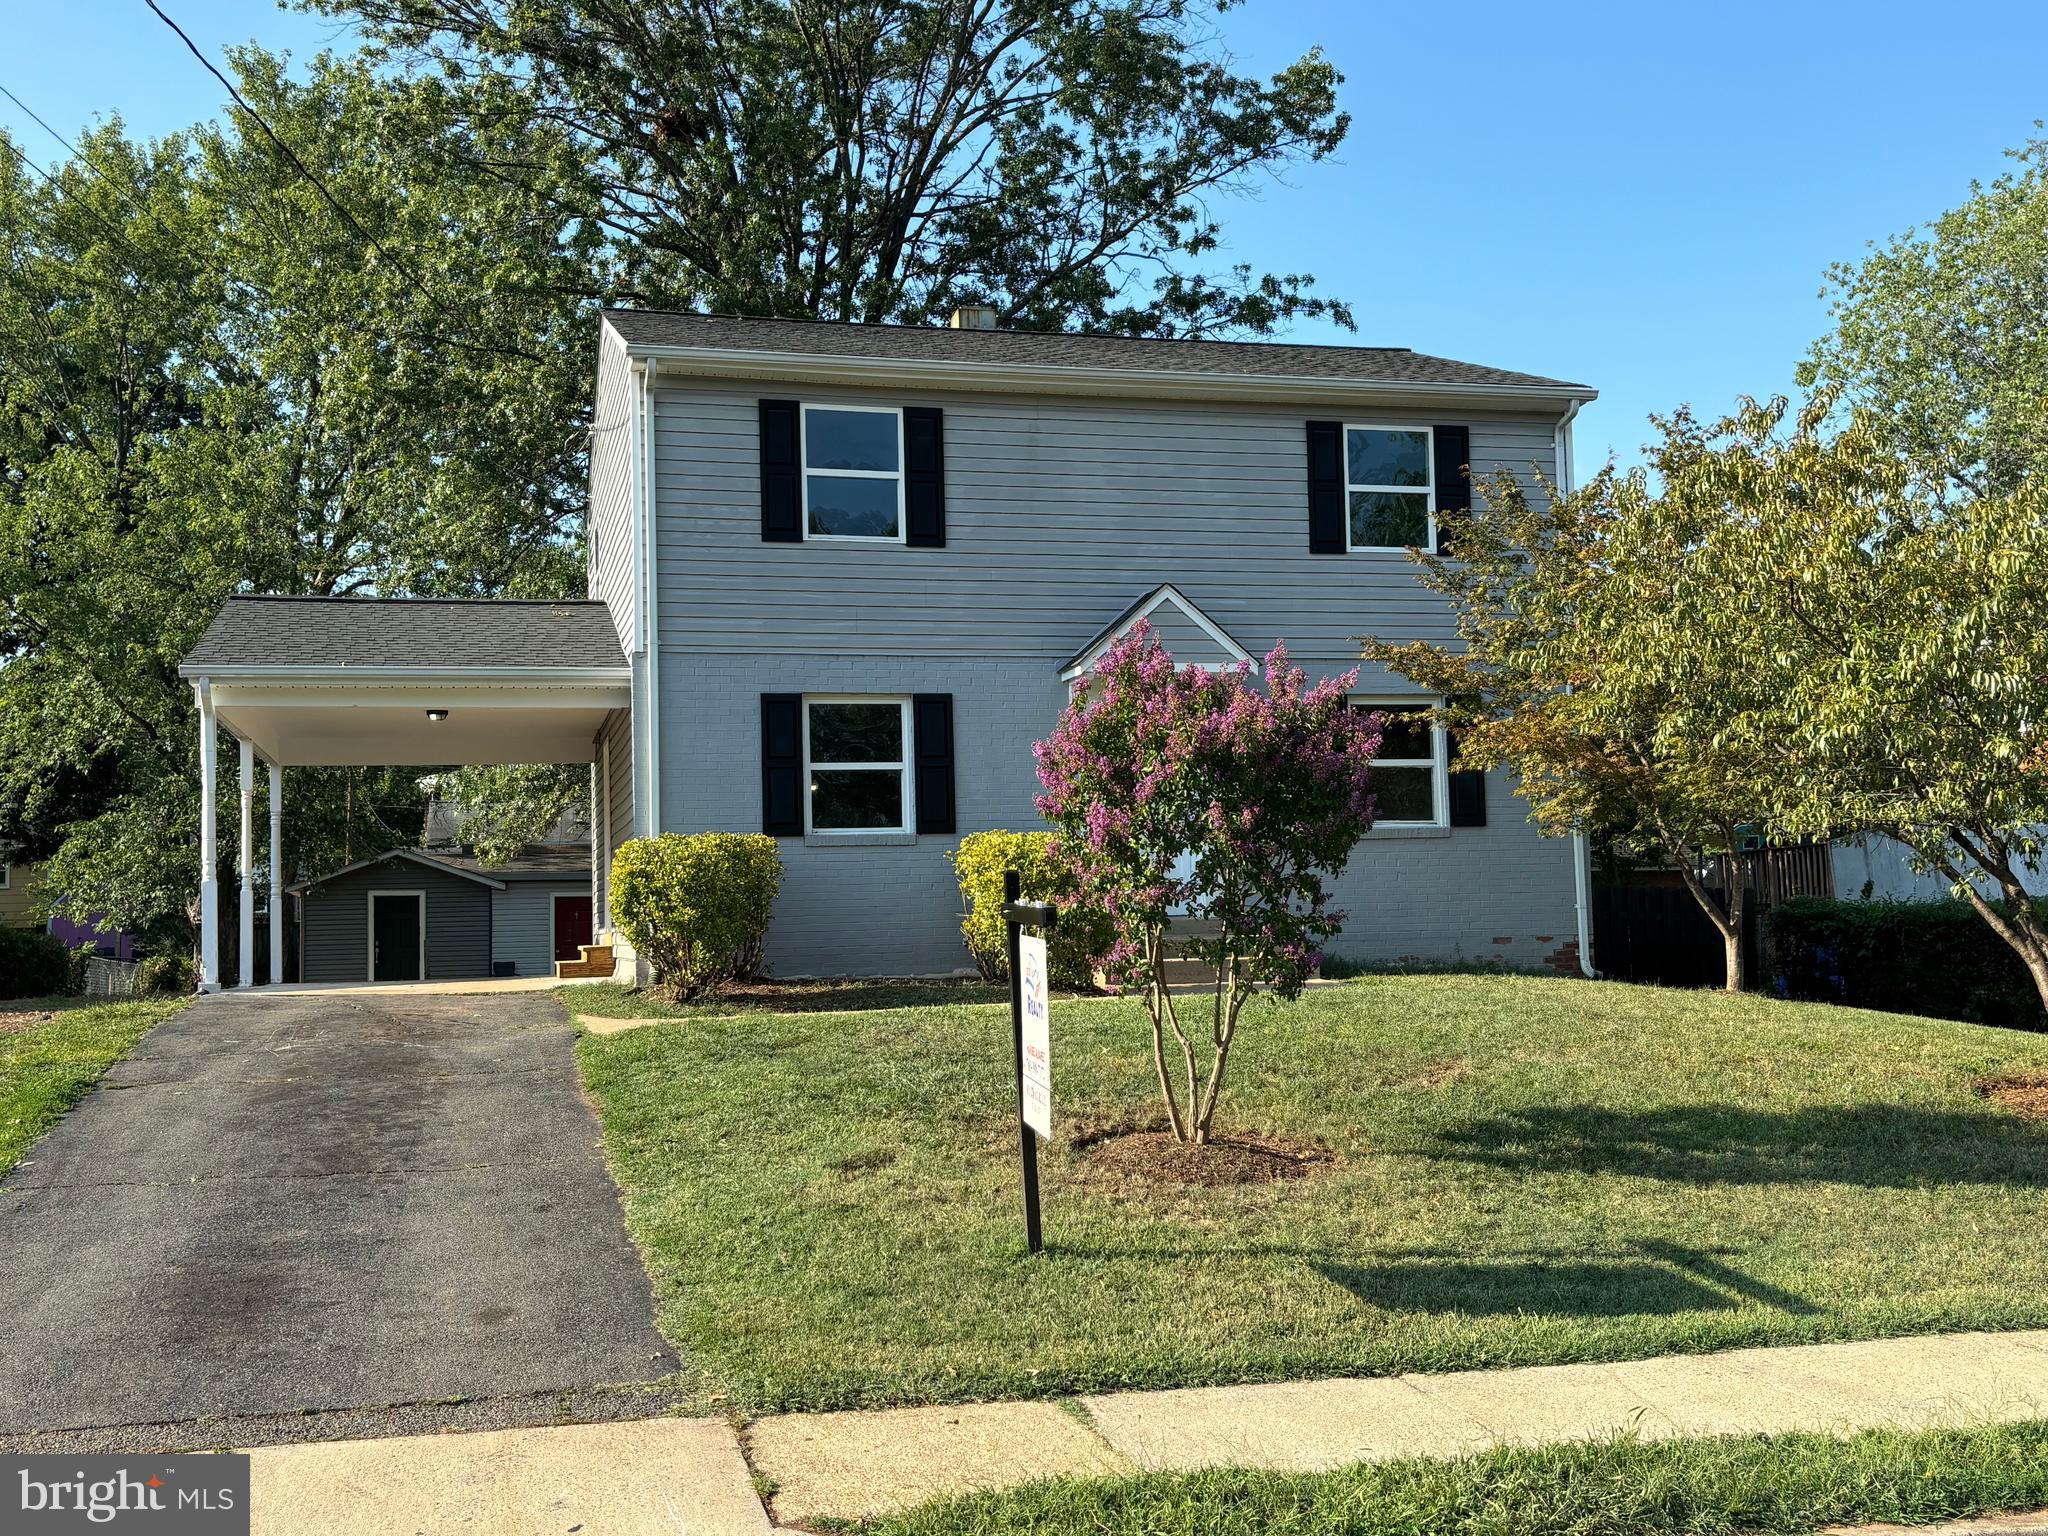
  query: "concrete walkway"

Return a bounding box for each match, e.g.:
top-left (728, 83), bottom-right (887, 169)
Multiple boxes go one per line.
top-left (238, 1328), bottom-right (2048, 1531)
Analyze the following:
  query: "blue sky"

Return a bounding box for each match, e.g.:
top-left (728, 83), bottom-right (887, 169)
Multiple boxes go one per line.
top-left (5, 1), bottom-right (2045, 470)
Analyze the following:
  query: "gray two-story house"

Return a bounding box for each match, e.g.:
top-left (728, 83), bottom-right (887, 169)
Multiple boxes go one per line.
top-left (582, 307), bottom-right (1599, 980)
top-left (177, 310), bottom-right (1597, 990)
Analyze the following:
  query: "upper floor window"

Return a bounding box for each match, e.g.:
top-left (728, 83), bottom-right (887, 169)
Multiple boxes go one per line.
top-left (1351, 698), bottom-right (1447, 827)
top-left (804, 697), bottom-right (912, 832)
top-left (1346, 426), bottom-right (1435, 552)
top-left (804, 405), bottom-right (904, 541)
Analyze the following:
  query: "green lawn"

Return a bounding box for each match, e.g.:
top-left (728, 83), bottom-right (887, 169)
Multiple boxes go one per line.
top-left (873, 1421), bottom-right (2048, 1536)
top-left (0, 995), bottom-right (184, 1176)
top-left (575, 973), bottom-right (2048, 1413)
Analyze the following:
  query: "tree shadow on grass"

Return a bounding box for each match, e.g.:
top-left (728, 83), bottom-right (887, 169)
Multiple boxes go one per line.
top-left (1428, 1102), bottom-right (2048, 1189)
top-left (1317, 1240), bottom-right (1820, 1318)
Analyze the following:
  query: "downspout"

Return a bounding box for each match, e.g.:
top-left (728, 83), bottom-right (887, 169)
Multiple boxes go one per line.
top-left (640, 357), bottom-right (662, 836)
top-left (1556, 399), bottom-right (1600, 977)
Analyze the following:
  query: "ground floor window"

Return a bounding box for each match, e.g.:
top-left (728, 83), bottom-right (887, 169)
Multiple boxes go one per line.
top-left (1350, 697), bottom-right (1447, 827)
top-left (804, 697), bottom-right (912, 832)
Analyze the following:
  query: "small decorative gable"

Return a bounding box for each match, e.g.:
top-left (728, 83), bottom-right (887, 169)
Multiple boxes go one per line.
top-left (1058, 585), bottom-right (1257, 682)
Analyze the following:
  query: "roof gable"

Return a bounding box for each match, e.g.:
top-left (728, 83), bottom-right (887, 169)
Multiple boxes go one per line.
top-left (287, 847), bottom-right (508, 894)
top-left (1058, 585), bottom-right (1257, 681)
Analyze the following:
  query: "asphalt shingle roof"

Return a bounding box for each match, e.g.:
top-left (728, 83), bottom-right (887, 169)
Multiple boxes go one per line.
top-left (602, 309), bottom-right (1589, 393)
top-left (182, 596), bottom-right (627, 674)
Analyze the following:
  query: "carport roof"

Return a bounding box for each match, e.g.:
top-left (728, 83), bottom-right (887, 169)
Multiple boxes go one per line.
top-left (180, 596), bottom-right (627, 677)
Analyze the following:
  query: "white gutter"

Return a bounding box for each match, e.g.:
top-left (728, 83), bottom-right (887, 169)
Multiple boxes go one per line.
top-left (1556, 399), bottom-right (1599, 979)
top-left (178, 665), bottom-right (632, 685)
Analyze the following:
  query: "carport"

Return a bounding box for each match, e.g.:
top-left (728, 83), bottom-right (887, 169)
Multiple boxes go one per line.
top-left (176, 596), bottom-right (632, 992)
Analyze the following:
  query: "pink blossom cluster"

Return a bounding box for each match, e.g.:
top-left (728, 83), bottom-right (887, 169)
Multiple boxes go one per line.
top-left (1034, 622), bottom-right (1383, 997)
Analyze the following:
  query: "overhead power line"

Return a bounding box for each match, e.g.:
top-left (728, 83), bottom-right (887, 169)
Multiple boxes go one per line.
top-left (142, 0), bottom-right (434, 301)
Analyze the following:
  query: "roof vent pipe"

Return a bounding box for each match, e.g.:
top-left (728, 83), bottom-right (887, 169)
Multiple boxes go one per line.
top-left (947, 305), bottom-right (999, 331)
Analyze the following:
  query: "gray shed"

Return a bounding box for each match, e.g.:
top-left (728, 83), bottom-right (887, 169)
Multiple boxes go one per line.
top-left (291, 847), bottom-right (592, 983)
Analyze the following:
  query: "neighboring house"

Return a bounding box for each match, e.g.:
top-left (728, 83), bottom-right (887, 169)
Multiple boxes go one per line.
top-left (1831, 834), bottom-right (2048, 904)
top-left (0, 862), bottom-right (138, 958)
top-left (177, 308), bottom-right (1600, 988)
top-left (0, 861), bottom-right (37, 930)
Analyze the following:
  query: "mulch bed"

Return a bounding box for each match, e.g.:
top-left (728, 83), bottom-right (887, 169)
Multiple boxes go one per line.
top-left (1979, 1074), bottom-right (2048, 1120)
top-left (1073, 1123), bottom-right (1336, 1188)
top-left (0, 1010), bottom-right (58, 1036)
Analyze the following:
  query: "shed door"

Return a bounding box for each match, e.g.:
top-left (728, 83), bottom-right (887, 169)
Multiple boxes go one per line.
top-left (554, 895), bottom-right (594, 962)
top-left (371, 893), bottom-right (424, 982)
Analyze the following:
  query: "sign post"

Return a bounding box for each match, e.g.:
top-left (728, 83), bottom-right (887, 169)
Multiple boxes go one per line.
top-left (1002, 869), bottom-right (1058, 1255)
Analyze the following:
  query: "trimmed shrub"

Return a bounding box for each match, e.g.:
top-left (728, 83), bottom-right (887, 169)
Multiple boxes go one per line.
top-left (949, 830), bottom-right (1108, 990)
top-left (0, 927), bottom-right (76, 999)
top-left (1767, 896), bottom-right (2048, 1031)
top-left (611, 833), bottom-right (781, 999)
top-left (135, 951), bottom-right (195, 997)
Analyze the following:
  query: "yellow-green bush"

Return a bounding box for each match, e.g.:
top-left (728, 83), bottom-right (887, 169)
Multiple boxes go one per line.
top-left (611, 833), bottom-right (781, 999)
top-left (948, 830), bottom-right (1106, 988)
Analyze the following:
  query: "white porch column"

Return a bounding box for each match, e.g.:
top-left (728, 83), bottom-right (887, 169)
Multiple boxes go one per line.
top-left (237, 737), bottom-right (255, 989)
top-left (268, 761), bottom-right (284, 985)
top-left (195, 681), bottom-right (221, 992)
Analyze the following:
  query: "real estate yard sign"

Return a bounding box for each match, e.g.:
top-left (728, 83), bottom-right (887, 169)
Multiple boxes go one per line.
top-left (1019, 932), bottom-right (1052, 1139)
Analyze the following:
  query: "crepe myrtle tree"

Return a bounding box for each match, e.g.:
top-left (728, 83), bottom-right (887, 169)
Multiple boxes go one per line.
top-left (1034, 625), bottom-right (1378, 1145)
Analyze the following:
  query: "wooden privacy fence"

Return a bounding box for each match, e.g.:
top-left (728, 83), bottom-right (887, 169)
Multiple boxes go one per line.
top-left (1594, 844), bottom-right (1835, 989)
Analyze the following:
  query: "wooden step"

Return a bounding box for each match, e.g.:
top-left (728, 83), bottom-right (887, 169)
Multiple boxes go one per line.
top-left (554, 943), bottom-right (614, 981)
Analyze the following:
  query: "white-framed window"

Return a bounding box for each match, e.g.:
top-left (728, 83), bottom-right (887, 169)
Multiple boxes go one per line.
top-left (1351, 696), bottom-right (1448, 827)
top-left (1345, 424), bottom-right (1435, 551)
top-left (0, 865), bottom-right (10, 890)
top-left (803, 696), bottom-right (913, 833)
top-left (802, 404), bottom-right (905, 541)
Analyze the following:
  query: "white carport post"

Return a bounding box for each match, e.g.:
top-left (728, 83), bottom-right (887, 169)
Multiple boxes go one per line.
top-left (237, 737), bottom-right (255, 989)
top-left (268, 761), bottom-right (284, 985)
top-left (194, 679), bottom-right (221, 993)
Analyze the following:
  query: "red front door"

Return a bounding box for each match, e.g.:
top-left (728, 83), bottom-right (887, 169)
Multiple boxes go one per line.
top-left (553, 895), bottom-right (594, 962)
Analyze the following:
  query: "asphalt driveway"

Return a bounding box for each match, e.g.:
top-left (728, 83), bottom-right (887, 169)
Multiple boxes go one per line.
top-left (0, 989), bottom-right (674, 1435)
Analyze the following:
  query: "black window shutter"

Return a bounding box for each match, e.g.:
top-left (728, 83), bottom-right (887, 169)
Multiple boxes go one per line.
top-left (1432, 424), bottom-right (1471, 556)
top-left (904, 407), bottom-right (946, 548)
top-left (759, 400), bottom-right (801, 543)
top-left (912, 694), bottom-right (956, 835)
top-left (1446, 729), bottom-right (1486, 827)
top-left (761, 694), bottom-right (803, 835)
top-left (1306, 420), bottom-right (1345, 553)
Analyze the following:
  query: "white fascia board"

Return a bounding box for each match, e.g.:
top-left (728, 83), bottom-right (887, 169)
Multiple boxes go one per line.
top-left (617, 341), bottom-right (1599, 413)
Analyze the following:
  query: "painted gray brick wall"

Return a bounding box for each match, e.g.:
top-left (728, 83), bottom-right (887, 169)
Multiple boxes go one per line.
top-left (661, 655), bottom-right (1578, 977)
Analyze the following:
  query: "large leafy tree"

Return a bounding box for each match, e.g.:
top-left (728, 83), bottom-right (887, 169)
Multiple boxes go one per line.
top-left (311, 0), bottom-right (1353, 336)
top-left (1361, 444), bottom-right (1778, 992)
top-left (0, 53), bottom-right (599, 943)
top-left (1801, 132), bottom-right (2048, 503)
top-left (1643, 398), bottom-right (2048, 1016)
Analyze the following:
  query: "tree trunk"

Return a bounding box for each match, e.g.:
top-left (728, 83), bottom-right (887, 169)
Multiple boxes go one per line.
top-left (1667, 844), bottom-right (1745, 992)
top-left (1935, 833), bottom-right (2048, 1019)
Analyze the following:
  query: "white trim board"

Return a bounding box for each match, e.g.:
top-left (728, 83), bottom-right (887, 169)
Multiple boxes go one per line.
top-left (1058, 584), bottom-right (1257, 682)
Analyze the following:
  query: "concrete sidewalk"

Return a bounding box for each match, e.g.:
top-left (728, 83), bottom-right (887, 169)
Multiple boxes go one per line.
top-left (240, 1328), bottom-right (2048, 1532)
